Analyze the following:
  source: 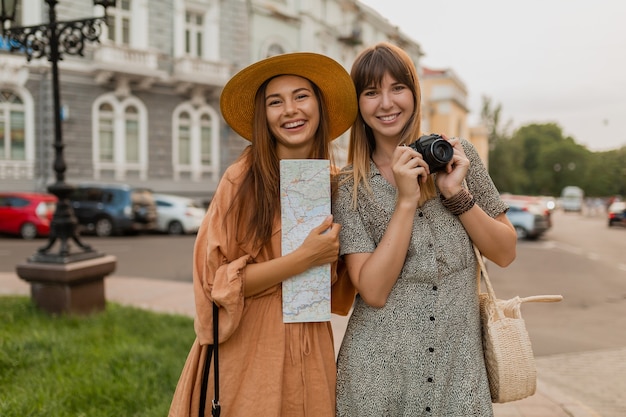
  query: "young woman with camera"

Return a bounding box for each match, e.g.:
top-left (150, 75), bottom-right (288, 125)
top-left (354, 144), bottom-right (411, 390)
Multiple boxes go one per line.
top-left (332, 42), bottom-right (517, 416)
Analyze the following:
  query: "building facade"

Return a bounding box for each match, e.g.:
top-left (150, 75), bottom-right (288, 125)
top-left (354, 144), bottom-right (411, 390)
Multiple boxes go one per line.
top-left (0, 0), bottom-right (483, 201)
top-left (421, 66), bottom-right (489, 166)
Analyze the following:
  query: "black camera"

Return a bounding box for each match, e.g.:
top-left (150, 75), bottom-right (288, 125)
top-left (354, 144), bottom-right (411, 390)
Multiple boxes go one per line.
top-left (409, 134), bottom-right (454, 173)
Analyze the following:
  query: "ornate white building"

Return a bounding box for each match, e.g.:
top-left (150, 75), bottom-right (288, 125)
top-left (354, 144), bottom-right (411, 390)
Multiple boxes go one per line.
top-left (1, 0), bottom-right (483, 201)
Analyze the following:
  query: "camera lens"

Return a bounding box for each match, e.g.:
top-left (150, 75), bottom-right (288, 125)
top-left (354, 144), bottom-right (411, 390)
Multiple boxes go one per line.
top-left (430, 140), bottom-right (453, 163)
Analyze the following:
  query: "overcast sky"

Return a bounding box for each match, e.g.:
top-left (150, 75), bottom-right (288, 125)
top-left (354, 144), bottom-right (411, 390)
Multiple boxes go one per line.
top-left (359, 0), bottom-right (626, 151)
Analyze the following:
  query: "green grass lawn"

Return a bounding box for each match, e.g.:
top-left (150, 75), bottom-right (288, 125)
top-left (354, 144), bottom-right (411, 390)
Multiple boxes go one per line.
top-left (0, 296), bottom-right (196, 417)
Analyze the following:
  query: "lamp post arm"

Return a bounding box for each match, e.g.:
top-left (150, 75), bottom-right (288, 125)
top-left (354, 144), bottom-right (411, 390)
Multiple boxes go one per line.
top-left (5, 18), bottom-right (107, 62)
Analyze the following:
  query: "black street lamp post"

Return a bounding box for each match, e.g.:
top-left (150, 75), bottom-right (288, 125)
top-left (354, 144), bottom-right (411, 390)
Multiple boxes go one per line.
top-left (1, 0), bottom-right (117, 314)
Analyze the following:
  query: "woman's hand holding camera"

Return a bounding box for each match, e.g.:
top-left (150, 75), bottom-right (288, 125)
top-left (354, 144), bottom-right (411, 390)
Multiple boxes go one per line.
top-left (435, 135), bottom-right (470, 199)
top-left (392, 145), bottom-right (428, 208)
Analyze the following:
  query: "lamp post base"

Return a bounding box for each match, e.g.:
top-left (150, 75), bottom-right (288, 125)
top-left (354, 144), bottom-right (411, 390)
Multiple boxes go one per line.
top-left (16, 255), bottom-right (117, 315)
top-left (29, 250), bottom-right (105, 264)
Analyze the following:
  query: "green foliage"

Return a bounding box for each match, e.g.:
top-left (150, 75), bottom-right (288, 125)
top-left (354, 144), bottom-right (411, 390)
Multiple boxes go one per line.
top-left (489, 135), bottom-right (529, 194)
top-left (480, 96), bottom-right (626, 197)
top-left (0, 297), bottom-right (195, 417)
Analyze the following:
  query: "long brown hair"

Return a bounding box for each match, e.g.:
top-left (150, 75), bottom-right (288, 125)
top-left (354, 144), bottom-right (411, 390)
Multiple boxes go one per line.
top-left (228, 76), bottom-right (332, 250)
top-left (346, 42), bottom-right (436, 208)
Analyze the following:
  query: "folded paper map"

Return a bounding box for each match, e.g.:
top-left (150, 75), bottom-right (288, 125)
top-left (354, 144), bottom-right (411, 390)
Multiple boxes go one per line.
top-left (280, 159), bottom-right (331, 323)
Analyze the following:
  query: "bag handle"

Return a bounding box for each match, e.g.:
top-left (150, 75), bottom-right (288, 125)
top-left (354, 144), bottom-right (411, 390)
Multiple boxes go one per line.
top-left (473, 243), bottom-right (505, 320)
top-left (199, 303), bottom-right (221, 416)
top-left (464, 178), bottom-right (503, 314)
top-left (518, 295), bottom-right (563, 303)
top-left (473, 243), bottom-right (563, 311)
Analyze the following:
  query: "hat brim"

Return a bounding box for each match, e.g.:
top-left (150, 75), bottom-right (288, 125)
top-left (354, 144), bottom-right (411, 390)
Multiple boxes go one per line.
top-left (220, 52), bottom-right (357, 142)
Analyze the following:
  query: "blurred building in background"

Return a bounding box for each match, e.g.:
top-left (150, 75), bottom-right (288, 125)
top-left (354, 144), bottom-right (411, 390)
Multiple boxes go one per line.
top-left (421, 66), bottom-right (489, 166)
top-left (0, 0), bottom-right (486, 202)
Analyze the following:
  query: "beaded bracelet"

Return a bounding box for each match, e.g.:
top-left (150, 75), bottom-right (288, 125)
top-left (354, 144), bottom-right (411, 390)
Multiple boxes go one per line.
top-left (440, 188), bottom-right (475, 216)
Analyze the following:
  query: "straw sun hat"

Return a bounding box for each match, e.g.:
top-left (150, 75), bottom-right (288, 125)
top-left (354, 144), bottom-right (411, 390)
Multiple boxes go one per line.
top-left (220, 52), bottom-right (357, 142)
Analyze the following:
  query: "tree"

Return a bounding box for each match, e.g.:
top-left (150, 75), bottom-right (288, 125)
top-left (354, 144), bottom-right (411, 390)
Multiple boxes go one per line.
top-left (586, 147), bottom-right (626, 197)
top-left (513, 123), bottom-right (590, 196)
top-left (480, 96), bottom-right (524, 193)
top-left (479, 97), bottom-right (624, 197)
top-left (480, 95), bottom-right (512, 147)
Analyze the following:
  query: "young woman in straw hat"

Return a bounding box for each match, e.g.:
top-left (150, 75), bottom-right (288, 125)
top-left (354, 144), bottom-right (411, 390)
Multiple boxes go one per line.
top-left (169, 52), bottom-right (357, 417)
top-left (332, 42), bottom-right (517, 416)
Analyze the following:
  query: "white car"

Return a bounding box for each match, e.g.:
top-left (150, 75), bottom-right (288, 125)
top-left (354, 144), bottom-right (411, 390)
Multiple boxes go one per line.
top-left (153, 193), bottom-right (206, 235)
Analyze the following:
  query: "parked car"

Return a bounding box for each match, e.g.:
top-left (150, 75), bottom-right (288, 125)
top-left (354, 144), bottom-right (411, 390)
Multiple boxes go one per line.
top-left (69, 183), bottom-right (158, 237)
top-left (607, 201), bottom-right (626, 227)
top-left (0, 192), bottom-right (57, 239)
top-left (502, 194), bottom-right (553, 231)
top-left (504, 200), bottom-right (551, 240)
top-left (153, 193), bottom-right (206, 235)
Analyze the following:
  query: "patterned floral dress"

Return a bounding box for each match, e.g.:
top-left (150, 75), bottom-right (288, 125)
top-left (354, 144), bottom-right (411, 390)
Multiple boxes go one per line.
top-left (332, 139), bottom-right (507, 417)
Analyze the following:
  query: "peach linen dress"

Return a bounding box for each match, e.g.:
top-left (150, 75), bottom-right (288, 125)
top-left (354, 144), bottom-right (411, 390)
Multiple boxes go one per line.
top-left (169, 156), bottom-right (352, 417)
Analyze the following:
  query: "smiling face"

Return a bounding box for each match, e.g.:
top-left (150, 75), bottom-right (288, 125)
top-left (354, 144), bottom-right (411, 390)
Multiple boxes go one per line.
top-left (358, 71), bottom-right (415, 145)
top-left (264, 75), bottom-right (321, 159)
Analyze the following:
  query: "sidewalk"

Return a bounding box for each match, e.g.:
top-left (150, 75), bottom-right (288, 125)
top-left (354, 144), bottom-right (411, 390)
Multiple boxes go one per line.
top-left (0, 272), bottom-right (602, 417)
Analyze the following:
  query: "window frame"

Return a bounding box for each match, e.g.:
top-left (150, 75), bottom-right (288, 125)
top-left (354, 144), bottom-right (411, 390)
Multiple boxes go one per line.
top-left (174, 0), bottom-right (220, 60)
top-left (92, 93), bottom-right (148, 181)
top-left (172, 102), bottom-right (220, 181)
top-left (0, 87), bottom-right (35, 180)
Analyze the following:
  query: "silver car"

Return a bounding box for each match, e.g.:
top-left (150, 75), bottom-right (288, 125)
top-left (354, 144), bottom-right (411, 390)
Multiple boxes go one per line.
top-left (505, 201), bottom-right (551, 240)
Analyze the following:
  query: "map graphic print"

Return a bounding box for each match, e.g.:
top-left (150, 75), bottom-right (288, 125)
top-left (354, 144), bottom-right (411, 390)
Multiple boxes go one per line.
top-left (280, 159), bottom-right (331, 323)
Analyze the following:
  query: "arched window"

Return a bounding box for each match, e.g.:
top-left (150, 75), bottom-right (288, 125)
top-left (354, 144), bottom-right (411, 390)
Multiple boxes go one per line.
top-left (0, 91), bottom-right (25, 160)
top-left (177, 111), bottom-right (191, 165)
top-left (92, 94), bottom-right (148, 180)
top-left (0, 86), bottom-right (35, 180)
top-left (124, 105), bottom-right (139, 163)
top-left (200, 113), bottom-right (212, 166)
top-left (172, 103), bottom-right (219, 181)
top-left (266, 43), bottom-right (285, 57)
top-left (258, 38), bottom-right (291, 61)
top-left (98, 102), bottom-right (114, 162)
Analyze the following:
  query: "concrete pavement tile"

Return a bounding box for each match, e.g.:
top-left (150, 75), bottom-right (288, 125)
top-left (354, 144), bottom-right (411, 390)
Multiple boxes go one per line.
top-left (0, 271), bottom-right (29, 295)
top-left (105, 276), bottom-right (196, 317)
top-left (536, 349), bottom-right (626, 416)
top-left (536, 379), bottom-right (603, 417)
top-left (492, 402), bottom-right (523, 417)
top-left (492, 382), bottom-right (572, 417)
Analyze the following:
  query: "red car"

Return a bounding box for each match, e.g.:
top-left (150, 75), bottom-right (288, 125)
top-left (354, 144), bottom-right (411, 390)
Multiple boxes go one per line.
top-left (0, 192), bottom-right (57, 239)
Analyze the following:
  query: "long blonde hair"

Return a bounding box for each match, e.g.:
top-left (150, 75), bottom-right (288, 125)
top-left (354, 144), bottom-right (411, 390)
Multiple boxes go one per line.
top-left (346, 42), bottom-right (436, 208)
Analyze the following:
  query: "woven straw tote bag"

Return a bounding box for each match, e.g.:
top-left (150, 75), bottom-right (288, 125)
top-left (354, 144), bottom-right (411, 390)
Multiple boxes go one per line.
top-left (473, 244), bottom-right (562, 403)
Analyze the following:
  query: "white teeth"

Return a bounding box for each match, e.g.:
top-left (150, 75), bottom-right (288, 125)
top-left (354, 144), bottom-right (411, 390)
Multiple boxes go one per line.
top-left (284, 120), bottom-right (305, 128)
top-left (379, 114), bottom-right (398, 122)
